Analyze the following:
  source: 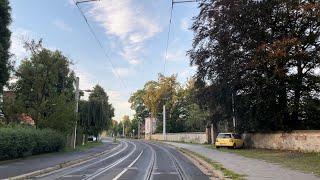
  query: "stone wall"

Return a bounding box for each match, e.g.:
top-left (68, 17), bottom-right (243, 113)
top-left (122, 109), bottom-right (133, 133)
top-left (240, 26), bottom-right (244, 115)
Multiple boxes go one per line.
top-left (148, 132), bottom-right (207, 143)
top-left (243, 130), bottom-right (320, 152)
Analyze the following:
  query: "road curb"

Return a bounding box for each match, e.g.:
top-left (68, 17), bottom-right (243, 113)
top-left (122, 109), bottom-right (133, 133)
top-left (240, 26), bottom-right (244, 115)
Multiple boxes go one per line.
top-left (177, 148), bottom-right (225, 180)
top-left (5, 142), bottom-right (122, 180)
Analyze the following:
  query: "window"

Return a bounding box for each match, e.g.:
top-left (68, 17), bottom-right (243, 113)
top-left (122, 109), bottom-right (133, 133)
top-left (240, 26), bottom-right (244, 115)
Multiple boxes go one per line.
top-left (217, 134), bottom-right (231, 138)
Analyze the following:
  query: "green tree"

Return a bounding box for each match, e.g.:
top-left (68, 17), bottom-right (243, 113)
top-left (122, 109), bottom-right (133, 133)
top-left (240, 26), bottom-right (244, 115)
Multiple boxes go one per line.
top-left (143, 74), bottom-right (183, 132)
top-left (189, 0), bottom-right (320, 132)
top-left (130, 75), bottom-right (209, 133)
top-left (128, 116), bottom-right (138, 137)
top-left (79, 85), bottom-right (114, 139)
top-left (121, 115), bottom-right (130, 135)
top-left (12, 40), bottom-right (75, 132)
top-left (128, 89), bottom-right (149, 124)
top-left (0, 0), bottom-right (12, 95)
top-left (183, 79), bottom-right (208, 132)
top-left (110, 119), bottom-right (118, 136)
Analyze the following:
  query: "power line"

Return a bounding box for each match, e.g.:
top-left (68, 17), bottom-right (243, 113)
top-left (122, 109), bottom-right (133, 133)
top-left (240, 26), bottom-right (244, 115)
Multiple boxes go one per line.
top-left (163, 0), bottom-right (174, 76)
top-left (162, 0), bottom-right (197, 76)
top-left (72, 0), bottom-right (129, 91)
top-left (76, 0), bottom-right (100, 4)
top-left (174, 0), bottom-right (197, 3)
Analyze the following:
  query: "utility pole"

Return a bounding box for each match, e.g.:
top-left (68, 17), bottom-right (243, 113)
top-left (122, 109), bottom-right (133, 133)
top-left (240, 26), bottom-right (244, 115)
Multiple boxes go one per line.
top-left (73, 77), bottom-right (79, 149)
top-left (163, 105), bottom-right (166, 141)
top-left (122, 123), bottom-right (125, 137)
top-left (138, 119), bottom-right (140, 139)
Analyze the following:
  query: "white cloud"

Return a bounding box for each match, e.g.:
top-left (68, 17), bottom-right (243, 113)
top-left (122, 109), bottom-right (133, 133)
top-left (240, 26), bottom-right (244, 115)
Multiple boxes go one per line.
top-left (88, 0), bottom-right (161, 65)
top-left (166, 50), bottom-right (186, 62)
top-left (65, 0), bottom-right (74, 6)
top-left (120, 45), bottom-right (143, 65)
top-left (112, 67), bottom-right (135, 77)
top-left (54, 19), bottom-right (73, 32)
top-left (180, 18), bottom-right (189, 31)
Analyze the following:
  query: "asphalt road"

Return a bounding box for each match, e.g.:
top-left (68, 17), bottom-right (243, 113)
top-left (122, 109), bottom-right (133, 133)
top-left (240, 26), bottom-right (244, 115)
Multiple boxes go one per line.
top-left (0, 139), bottom-right (119, 179)
top-left (33, 139), bottom-right (211, 180)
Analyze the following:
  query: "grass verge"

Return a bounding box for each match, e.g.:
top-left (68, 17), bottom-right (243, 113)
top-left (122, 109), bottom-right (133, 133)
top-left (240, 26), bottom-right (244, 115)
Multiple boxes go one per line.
top-left (208, 146), bottom-right (320, 176)
top-left (179, 148), bottom-right (245, 180)
top-left (64, 141), bottom-right (103, 152)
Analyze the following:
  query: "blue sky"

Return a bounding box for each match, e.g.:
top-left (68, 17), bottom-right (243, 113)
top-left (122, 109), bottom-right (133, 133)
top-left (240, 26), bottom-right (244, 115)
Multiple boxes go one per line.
top-left (9, 0), bottom-right (199, 121)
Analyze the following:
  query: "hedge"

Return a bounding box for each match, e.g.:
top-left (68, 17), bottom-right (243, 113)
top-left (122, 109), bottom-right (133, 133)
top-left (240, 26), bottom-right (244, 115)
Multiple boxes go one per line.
top-left (0, 126), bottom-right (65, 160)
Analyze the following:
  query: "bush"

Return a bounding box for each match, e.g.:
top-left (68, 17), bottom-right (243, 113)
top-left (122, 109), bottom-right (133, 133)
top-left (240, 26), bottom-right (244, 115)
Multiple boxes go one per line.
top-left (0, 125), bottom-right (65, 160)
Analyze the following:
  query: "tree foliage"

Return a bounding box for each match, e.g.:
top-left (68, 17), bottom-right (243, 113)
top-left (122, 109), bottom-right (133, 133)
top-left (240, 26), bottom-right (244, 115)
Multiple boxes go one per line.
top-left (128, 89), bottom-right (149, 124)
top-left (79, 85), bottom-right (114, 137)
top-left (12, 40), bottom-right (76, 132)
top-left (129, 74), bottom-right (208, 133)
top-left (0, 0), bottom-right (12, 94)
top-left (189, 0), bottom-right (320, 132)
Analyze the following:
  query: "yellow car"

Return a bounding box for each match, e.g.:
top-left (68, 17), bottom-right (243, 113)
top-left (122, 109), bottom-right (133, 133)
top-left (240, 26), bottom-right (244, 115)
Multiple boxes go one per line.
top-left (215, 133), bottom-right (244, 149)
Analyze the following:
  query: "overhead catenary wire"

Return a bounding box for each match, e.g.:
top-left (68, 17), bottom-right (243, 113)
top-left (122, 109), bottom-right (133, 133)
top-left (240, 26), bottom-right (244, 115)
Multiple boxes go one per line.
top-left (162, 0), bottom-right (197, 76)
top-left (162, 0), bottom-right (174, 76)
top-left (72, 0), bottom-right (129, 91)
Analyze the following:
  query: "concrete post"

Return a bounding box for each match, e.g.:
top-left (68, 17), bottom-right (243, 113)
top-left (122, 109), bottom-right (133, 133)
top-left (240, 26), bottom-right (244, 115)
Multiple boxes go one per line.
top-left (73, 77), bottom-right (79, 149)
top-left (211, 124), bottom-right (214, 145)
top-left (163, 105), bottom-right (166, 141)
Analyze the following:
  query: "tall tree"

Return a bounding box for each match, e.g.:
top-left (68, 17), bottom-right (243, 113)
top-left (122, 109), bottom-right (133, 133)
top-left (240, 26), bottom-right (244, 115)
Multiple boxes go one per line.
top-left (128, 89), bottom-right (150, 124)
top-left (79, 85), bottom-right (114, 138)
top-left (130, 75), bottom-right (209, 133)
top-left (121, 115), bottom-right (130, 135)
top-left (0, 0), bottom-right (12, 95)
top-left (144, 74), bottom-right (182, 132)
top-left (189, 0), bottom-right (320, 132)
top-left (13, 40), bottom-right (76, 132)
top-left (183, 79), bottom-right (208, 132)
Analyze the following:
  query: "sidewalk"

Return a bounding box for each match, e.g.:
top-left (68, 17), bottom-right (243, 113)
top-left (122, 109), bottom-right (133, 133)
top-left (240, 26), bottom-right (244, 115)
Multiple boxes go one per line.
top-left (0, 138), bottom-right (118, 179)
top-left (165, 142), bottom-right (319, 180)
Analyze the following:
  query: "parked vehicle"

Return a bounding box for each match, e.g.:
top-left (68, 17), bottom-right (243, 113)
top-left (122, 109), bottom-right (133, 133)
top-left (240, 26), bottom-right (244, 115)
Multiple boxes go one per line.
top-left (87, 135), bottom-right (97, 142)
top-left (215, 133), bottom-right (244, 149)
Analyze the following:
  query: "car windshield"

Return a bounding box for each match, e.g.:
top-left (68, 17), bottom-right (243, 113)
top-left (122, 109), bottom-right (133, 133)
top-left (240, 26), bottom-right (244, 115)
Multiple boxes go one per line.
top-left (217, 134), bottom-right (232, 138)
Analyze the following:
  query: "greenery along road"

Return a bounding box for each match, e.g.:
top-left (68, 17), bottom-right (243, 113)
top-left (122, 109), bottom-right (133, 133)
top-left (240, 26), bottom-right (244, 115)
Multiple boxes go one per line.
top-left (188, 0), bottom-right (320, 133)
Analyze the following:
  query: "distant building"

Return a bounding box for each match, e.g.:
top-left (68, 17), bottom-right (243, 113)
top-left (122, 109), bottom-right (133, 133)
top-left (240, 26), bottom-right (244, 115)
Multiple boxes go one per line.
top-left (145, 117), bottom-right (157, 134)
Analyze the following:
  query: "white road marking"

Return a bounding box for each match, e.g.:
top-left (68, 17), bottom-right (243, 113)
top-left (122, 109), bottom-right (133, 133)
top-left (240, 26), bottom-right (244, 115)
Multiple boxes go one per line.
top-left (54, 141), bottom-right (129, 179)
top-left (31, 141), bottom-right (125, 179)
top-left (111, 150), bottom-right (144, 180)
top-left (84, 141), bottom-right (137, 180)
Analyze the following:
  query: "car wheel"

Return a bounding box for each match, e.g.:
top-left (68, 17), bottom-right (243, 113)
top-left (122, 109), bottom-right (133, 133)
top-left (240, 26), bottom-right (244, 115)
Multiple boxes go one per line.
top-left (233, 143), bottom-right (237, 149)
top-left (216, 146), bottom-right (220, 149)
